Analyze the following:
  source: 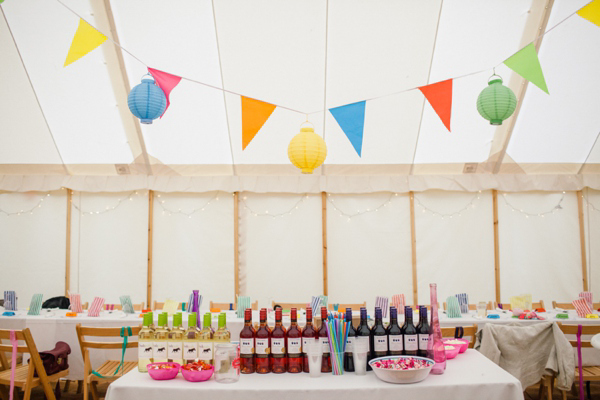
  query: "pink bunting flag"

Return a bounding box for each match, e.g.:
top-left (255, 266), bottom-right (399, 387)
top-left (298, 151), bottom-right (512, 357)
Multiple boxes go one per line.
top-left (147, 67), bottom-right (182, 118)
top-left (573, 298), bottom-right (593, 318)
top-left (88, 297), bottom-right (105, 317)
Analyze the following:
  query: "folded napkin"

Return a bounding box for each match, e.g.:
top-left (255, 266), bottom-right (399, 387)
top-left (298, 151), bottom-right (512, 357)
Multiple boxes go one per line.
top-left (236, 296), bottom-right (251, 318)
top-left (579, 291), bottom-right (593, 308)
top-left (455, 293), bottom-right (469, 314)
top-left (119, 295), bottom-right (135, 314)
top-left (27, 294), bottom-right (43, 316)
top-left (375, 296), bottom-right (389, 318)
top-left (573, 298), bottom-right (593, 317)
top-left (69, 293), bottom-right (83, 313)
top-left (446, 296), bottom-right (462, 318)
top-left (87, 297), bottom-right (105, 317)
top-left (391, 294), bottom-right (406, 314)
top-left (3, 291), bottom-right (17, 311)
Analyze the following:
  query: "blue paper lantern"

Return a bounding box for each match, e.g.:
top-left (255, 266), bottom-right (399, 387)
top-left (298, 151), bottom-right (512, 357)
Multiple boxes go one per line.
top-left (127, 75), bottom-right (167, 124)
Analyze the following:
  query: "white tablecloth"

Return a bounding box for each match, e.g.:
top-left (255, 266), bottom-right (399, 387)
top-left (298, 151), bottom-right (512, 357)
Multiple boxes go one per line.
top-left (105, 350), bottom-right (523, 400)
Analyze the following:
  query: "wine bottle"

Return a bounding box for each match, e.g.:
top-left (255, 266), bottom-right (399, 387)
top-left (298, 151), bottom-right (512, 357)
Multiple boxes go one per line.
top-left (271, 308), bottom-right (287, 373)
top-left (168, 313), bottom-right (184, 365)
top-left (355, 307), bottom-right (372, 371)
top-left (415, 305), bottom-right (423, 332)
top-left (152, 313), bottom-right (169, 363)
top-left (197, 313), bottom-right (214, 365)
top-left (183, 312), bottom-right (199, 364)
top-left (417, 306), bottom-right (431, 357)
top-left (138, 313), bottom-right (154, 372)
top-left (213, 313), bottom-right (231, 343)
top-left (371, 307), bottom-right (388, 359)
top-left (301, 307), bottom-right (317, 373)
top-left (255, 308), bottom-right (271, 374)
top-left (318, 307), bottom-right (331, 373)
top-left (239, 308), bottom-right (256, 374)
top-left (403, 306), bottom-right (418, 356)
top-left (343, 308), bottom-right (356, 372)
top-left (387, 306), bottom-right (403, 356)
top-left (286, 308), bottom-right (302, 373)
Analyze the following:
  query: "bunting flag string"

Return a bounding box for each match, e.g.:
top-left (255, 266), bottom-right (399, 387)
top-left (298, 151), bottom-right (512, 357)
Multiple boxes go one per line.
top-left (63, 19), bottom-right (107, 67)
top-left (147, 67), bottom-right (182, 117)
top-left (577, 0), bottom-right (600, 27)
top-left (503, 43), bottom-right (549, 94)
top-left (241, 96), bottom-right (276, 150)
top-left (418, 79), bottom-right (453, 132)
top-left (329, 101), bottom-right (366, 157)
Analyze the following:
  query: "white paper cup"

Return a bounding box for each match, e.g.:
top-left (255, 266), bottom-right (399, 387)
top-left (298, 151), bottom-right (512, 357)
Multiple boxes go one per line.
top-left (352, 337), bottom-right (369, 375)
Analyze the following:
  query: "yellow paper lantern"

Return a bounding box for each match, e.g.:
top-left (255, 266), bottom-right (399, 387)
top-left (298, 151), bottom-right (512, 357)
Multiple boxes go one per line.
top-left (288, 126), bottom-right (327, 174)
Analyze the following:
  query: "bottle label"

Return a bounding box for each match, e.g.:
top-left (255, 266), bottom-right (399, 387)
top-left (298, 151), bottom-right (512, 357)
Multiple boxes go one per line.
top-left (419, 334), bottom-right (430, 350)
top-left (240, 338), bottom-right (254, 355)
top-left (255, 338), bottom-right (269, 355)
top-left (168, 341), bottom-right (183, 359)
top-left (271, 338), bottom-right (285, 354)
top-left (302, 337), bottom-right (313, 353)
top-left (138, 341), bottom-right (153, 359)
top-left (183, 341), bottom-right (198, 359)
top-left (389, 335), bottom-right (403, 351)
top-left (197, 342), bottom-right (213, 360)
top-left (152, 341), bottom-right (167, 359)
top-left (288, 338), bottom-right (301, 355)
top-left (321, 337), bottom-right (330, 354)
top-left (405, 335), bottom-right (418, 351)
top-left (374, 336), bottom-right (388, 352)
top-left (345, 337), bottom-right (353, 353)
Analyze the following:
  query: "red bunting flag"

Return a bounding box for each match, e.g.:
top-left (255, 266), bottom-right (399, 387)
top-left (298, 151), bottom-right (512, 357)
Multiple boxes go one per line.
top-left (147, 67), bottom-right (182, 117)
top-left (418, 79), bottom-right (453, 132)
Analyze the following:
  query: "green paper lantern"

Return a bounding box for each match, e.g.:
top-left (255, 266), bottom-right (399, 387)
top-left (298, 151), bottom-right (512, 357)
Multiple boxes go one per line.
top-left (476, 76), bottom-right (517, 125)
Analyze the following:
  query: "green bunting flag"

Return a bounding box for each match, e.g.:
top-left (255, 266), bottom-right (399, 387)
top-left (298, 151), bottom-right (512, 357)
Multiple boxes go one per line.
top-left (503, 43), bottom-right (549, 94)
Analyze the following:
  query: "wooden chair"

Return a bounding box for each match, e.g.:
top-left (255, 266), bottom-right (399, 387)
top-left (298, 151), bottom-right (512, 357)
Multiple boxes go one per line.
top-left (271, 301), bottom-right (309, 311)
top-left (110, 303), bottom-right (144, 311)
top-left (442, 302), bottom-right (493, 311)
top-left (552, 301), bottom-right (600, 310)
top-left (328, 302), bottom-right (366, 311)
top-left (555, 323), bottom-right (600, 400)
top-left (494, 300), bottom-right (545, 310)
top-left (209, 301), bottom-right (258, 311)
top-left (82, 302), bottom-right (89, 310)
top-left (411, 303), bottom-right (439, 311)
top-left (153, 301), bottom-right (182, 311)
top-left (0, 328), bottom-right (69, 400)
top-left (75, 324), bottom-right (141, 400)
top-left (440, 325), bottom-right (478, 348)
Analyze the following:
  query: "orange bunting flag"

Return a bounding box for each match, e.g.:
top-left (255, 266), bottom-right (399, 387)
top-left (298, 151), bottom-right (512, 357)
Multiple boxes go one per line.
top-left (578, 0), bottom-right (600, 27)
top-left (64, 19), bottom-right (107, 67)
top-left (241, 96), bottom-right (276, 150)
top-left (418, 79), bottom-right (453, 131)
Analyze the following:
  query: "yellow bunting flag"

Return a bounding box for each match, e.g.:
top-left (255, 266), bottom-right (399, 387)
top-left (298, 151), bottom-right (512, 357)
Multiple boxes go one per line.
top-left (578, 0), bottom-right (600, 27)
top-left (241, 96), bottom-right (276, 150)
top-left (64, 19), bottom-right (107, 67)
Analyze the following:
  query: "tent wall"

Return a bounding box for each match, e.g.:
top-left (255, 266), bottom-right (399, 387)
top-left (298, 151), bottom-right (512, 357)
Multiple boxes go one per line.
top-left (0, 189), bottom-right (597, 308)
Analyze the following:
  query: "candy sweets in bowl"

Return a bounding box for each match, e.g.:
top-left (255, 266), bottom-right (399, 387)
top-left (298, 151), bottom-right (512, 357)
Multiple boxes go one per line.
top-left (443, 338), bottom-right (469, 353)
top-left (369, 356), bottom-right (435, 384)
top-left (181, 361), bottom-right (214, 382)
top-left (147, 362), bottom-right (181, 380)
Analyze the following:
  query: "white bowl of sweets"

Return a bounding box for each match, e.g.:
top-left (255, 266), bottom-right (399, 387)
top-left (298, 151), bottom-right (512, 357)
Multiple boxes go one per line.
top-left (369, 356), bottom-right (435, 384)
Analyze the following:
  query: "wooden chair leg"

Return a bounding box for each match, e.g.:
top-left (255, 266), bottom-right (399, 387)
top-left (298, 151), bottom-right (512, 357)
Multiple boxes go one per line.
top-left (546, 376), bottom-right (554, 400)
top-left (0, 385), bottom-right (9, 400)
top-left (538, 379), bottom-right (546, 400)
top-left (77, 380), bottom-right (83, 394)
top-left (586, 381), bottom-right (591, 400)
top-left (90, 381), bottom-right (100, 400)
top-left (83, 378), bottom-right (89, 400)
top-left (63, 380), bottom-right (71, 392)
top-left (561, 388), bottom-right (568, 400)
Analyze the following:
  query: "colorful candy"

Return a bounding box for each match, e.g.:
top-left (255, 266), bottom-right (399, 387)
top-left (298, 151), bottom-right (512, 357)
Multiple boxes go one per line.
top-left (182, 361), bottom-right (212, 371)
top-left (371, 357), bottom-right (432, 371)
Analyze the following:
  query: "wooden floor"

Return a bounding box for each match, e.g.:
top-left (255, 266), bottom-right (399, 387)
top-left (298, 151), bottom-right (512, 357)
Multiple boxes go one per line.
top-left (6, 379), bottom-right (600, 399)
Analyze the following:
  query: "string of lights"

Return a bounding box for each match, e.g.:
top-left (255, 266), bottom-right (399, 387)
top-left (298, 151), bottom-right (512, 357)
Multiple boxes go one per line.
top-left (415, 191), bottom-right (481, 219)
top-left (583, 192), bottom-right (600, 213)
top-left (328, 193), bottom-right (399, 220)
top-left (156, 192), bottom-right (225, 218)
top-left (241, 194), bottom-right (309, 218)
top-left (0, 193), bottom-right (51, 216)
top-left (501, 192), bottom-right (565, 218)
top-left (71, 191), bottom-right (142, 215)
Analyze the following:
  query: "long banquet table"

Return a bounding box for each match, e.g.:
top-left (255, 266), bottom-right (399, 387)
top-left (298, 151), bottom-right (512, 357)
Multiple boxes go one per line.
top-left (105, 350), bottom-right (524, 400)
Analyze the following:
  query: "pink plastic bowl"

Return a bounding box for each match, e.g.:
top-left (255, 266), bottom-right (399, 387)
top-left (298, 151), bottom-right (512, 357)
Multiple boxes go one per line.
top-left (444, 344), bottom-right (460, 359)
top-left (147, 362), bottom-right (180, 380)
top-left (181, 365), bottom-right (214, 382)
top-left (443, 338), bottom-right (469, 353)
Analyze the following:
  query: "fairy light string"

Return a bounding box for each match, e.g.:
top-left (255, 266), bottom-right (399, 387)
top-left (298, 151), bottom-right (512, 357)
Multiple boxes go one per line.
top-left (0, 193), bottom-right (51, 216)
top-left (415, 191), bottom-right (481, 219)
top-left (71, 191), bottom-right (143, 215)
top-left (241, 194), bottom-right (309, 218)
top-left (156, 192), bottom-right (226, 218)
top-left (501, 192), bottom-right (565, 218)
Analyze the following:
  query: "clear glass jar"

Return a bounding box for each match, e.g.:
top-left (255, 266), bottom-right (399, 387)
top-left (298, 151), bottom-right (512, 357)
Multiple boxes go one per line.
top-left (214, 343), bottom-right (240, 383)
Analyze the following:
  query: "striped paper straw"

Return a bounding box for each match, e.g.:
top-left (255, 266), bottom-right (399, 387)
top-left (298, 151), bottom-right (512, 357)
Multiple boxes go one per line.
top-left (186, 293), bottom-right (194, 312)
top-left (70, 293), bottom-right (83, 313)
top-left (579, 292), bottom-right (593, 308)
top-left (119, 295), bottom-right (135, 314)
top-left (455, 293), bottom-right (469, 313)
top-left (27, 294), bottom-right (43, 315)
top-left (573, 298), bottom-right (593, 317)
top-left (375, 296), bottom-right (389, 318)
top-left (4, 291), bottom-right (17, 311)
top-left (87, 297), bottom-right (105, 317)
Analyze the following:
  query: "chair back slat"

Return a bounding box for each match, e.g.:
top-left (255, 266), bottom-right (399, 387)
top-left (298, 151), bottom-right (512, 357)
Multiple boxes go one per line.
top-left (82, 341), bottom-right (139, 350)
top-left (272, 301), bottom-right (309, 310)
top-left (558, 323), bottom-right (600, 350)
top-left (77, 326), bottom-right (142, 337)
top-left (328, 302), bottom-right (366, 311)
top-left (440, 324), bottom-right (478, 348)
top-left (0, 344), bottom-right (30, 353)
top-left (0, 330), bottom-right (26, 341)
top-left (553, 301), bottom-right (600, 310)
top-left (494, 300), bottom-right (545, 310)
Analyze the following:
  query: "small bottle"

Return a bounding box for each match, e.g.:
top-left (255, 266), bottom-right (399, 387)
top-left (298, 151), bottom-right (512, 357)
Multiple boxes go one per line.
top-left (183, 312), bottom-right (199, 364)
top-left (344, 308), bottom-right (356, 372)
top-left (286, 308), bottom-right (302, 373)
top-left (138, 313), bottom-right (154, 372)
top-left (271, 308), bottom-right (287, 373)
top-left (318, 307), bottom-right (331, 373)
top-left (255, 308), bottom-right (271, 374)
top-left (371, 307), bottom-right (388, 359)
top-left (387, 307), bottom-right (403, 355)
top-left (301, 307), bottom-right (317, 373)
top-left (152, 313), bottom-right (169, 362)
top-left (198, 313), bottom-right (214, 365)
top-left (168, 313), bottom-right (184, 365)
top-left (239, 309), bottom-right (256, 374)
top-left (355, 307), bottom-right (372, 371)
top-left (213, 313), bottom-right (231, 343)
top-left (417, 306), bottom-right (431, 358)
top-left (403, 306), bottom-right (418, 356)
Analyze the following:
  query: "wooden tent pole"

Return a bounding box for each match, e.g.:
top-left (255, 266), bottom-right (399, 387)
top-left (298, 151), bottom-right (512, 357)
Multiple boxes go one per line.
top-left (322, 192), bottom-right (328, 296)
top-left (234, 192), bottom-right (240, 300)
top-left (577, 190), bottom-right (589, 291)
top-left (65, 189), bottom-right (72, 296)
top-left (147, 190), bottom-right (154, 307)
top-left (409, 192), bottom-right (418, 306)
top-left (492, 190), bottom-right (501, 303)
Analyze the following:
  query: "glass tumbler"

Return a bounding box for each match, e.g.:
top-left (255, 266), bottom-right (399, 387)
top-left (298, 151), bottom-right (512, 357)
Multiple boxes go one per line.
top-left (214, 343), bottom-right (240, 383)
